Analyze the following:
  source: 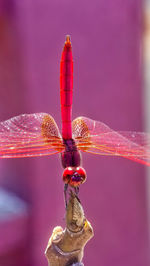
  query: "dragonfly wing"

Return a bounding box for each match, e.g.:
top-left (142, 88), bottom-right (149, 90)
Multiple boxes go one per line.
top-left (0, 113), bottom-right (64, 158)
top-left (72, 116), bottom-right (150, 166)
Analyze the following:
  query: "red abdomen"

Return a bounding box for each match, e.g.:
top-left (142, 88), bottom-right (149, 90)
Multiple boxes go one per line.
top-left (60, 36), bottom-right (73, 139)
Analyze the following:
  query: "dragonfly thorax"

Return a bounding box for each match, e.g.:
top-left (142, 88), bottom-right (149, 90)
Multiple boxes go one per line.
top-left (61, 139), bottom-right (81, 168)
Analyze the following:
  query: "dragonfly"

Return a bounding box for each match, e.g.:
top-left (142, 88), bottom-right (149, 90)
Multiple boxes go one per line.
top-left (0, 35), bottom-right (150, 201)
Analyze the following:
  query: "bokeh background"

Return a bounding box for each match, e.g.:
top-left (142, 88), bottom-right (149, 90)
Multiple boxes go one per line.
top-left (0, 0), bottom-right (150, 265)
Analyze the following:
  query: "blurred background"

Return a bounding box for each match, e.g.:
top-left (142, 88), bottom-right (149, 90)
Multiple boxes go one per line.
top-left (0, 0), bottom-right (149, 265)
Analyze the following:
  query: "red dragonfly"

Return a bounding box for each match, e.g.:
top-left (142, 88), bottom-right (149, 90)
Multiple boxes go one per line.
top-left (0, 36), bottom-right (150, 197)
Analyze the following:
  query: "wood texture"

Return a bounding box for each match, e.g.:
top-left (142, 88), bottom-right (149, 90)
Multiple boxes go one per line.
top-left (45, 192), bottom-right (93, 266)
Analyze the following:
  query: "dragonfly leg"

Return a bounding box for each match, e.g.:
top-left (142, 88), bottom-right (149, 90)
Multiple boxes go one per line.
top-left (74, 186), bottom-right (79, 195)
top-left (73, 186), bottom-right (81, 204)
top-left (64, 183), bottom-right (68, 208)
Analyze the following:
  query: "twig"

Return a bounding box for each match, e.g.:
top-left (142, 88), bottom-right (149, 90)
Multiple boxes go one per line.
top-left (45, 191), bottom-right (94, 266)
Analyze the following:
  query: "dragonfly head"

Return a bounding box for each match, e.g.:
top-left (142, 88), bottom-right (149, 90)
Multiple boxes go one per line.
top-left (62, 166), bottom-right (86, 187)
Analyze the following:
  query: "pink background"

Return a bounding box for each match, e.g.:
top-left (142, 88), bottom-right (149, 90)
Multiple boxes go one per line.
top-left (0, 0), bottom-right (149, 265)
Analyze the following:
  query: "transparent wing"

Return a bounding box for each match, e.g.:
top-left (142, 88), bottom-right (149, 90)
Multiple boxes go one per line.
top-left (72, 116), bottom-right (150, 166)
top-left (0, 113), bottom-right (64, 158)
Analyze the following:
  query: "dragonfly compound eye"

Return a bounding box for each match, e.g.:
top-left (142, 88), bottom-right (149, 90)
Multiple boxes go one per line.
top-left (62, 166), bottom-right (86, 187)
top-left (75, 167), bottom-right (86, 184)
top-left (62, 167), bottom-right (74, 184)
top-left (63, 167), bottom-right (86, 187)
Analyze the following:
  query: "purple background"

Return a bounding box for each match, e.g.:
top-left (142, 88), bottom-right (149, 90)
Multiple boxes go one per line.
top-left (0, 0), bottom-right (149, 265)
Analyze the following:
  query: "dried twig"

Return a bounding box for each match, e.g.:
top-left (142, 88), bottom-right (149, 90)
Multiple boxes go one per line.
top-left (45, 191), bottom-right (94, 266)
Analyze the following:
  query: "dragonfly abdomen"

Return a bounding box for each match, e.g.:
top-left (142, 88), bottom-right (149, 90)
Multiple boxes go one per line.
top-left (60, 35), bottom-right (73, 140)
